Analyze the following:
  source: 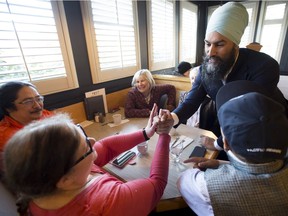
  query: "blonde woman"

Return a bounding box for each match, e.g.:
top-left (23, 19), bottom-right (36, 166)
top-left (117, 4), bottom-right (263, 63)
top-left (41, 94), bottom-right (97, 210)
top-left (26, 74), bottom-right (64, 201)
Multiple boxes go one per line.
top-left (125, 69), bottom-right (176, 118)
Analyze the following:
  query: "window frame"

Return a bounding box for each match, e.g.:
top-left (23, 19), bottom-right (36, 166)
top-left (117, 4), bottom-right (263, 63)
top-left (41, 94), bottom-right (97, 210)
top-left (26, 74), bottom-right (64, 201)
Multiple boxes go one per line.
top-left (255, 1), bottom-right (288, 61)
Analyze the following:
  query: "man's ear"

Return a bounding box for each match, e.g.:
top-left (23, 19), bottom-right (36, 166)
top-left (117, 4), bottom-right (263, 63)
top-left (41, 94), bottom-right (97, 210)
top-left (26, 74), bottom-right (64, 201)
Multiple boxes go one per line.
top-left (223, 137), bottom-right (230, 152)
top-left (220, 128), bottom-right (230, 151)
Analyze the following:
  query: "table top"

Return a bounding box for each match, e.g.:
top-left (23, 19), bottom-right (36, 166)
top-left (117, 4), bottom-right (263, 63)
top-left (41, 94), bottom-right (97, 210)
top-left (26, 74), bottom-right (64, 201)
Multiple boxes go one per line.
top-left (83, 108), bottom-right (218, 212)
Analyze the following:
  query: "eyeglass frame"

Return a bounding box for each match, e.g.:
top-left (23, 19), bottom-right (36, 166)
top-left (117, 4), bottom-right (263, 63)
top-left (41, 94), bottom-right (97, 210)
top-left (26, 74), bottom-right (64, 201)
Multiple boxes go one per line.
top-left (73, 124), bottom-right (94, 166)
top-left (17, 95), bottom-right (44, 106)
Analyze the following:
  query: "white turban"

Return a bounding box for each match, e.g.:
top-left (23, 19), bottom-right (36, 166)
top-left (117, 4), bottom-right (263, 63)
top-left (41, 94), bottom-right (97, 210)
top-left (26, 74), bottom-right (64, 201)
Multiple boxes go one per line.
top-left (205, 2), bottom-right (249, 45)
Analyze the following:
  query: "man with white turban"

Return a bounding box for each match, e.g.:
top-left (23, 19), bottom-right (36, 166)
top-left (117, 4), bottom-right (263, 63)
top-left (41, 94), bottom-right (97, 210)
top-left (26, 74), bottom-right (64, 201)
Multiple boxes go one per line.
top-left (171, 2), bottom-right (288, 153)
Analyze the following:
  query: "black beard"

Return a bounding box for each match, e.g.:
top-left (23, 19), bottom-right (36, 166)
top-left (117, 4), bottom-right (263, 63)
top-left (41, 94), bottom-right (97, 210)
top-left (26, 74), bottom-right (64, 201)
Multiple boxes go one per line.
top-left (201, 48), bottom-right (236, 84)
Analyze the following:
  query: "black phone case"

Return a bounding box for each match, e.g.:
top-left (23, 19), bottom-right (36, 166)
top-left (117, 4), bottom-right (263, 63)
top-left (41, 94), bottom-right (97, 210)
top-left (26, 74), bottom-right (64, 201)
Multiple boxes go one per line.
top-left (112, 151), bottom-right (136, 168)
top-left (189, 146), bottom-right (206, 158)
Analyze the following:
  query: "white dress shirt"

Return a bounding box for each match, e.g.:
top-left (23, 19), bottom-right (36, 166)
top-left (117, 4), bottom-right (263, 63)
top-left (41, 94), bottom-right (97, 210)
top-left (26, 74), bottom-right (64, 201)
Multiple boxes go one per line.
top-left (177, 151), bottom-right (233, 215)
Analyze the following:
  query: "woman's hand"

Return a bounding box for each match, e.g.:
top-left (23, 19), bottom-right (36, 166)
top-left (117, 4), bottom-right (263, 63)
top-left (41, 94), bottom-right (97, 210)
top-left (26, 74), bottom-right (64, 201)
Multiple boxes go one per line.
top-left (144, 103), bottom-right (159, 138)
top-left (183, 157), bottom-right (220, 171)
top-left (156, 109), bottom-right (174, 134)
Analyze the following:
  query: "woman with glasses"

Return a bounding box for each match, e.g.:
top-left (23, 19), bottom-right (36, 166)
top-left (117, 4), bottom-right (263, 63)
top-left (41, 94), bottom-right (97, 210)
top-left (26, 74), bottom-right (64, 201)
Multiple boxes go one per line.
top-left (0, 81), bottom-right (53, 174)
top-left (3, 104), bottom-right (173, 216)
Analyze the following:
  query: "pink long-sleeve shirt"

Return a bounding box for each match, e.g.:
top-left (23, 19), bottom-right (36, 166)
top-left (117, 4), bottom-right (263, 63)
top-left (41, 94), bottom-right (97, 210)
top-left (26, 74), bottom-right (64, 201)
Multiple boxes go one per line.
top-left (29, 131), bottom-right (171, 216)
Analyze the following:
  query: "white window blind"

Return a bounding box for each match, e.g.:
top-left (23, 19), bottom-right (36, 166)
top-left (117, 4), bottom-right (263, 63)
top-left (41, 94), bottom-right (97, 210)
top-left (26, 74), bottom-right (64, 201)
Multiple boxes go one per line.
top-left (179, 1), bottom-right (198, 64)
top-left (81, 0), bottom-right (140, 83)
top-left (0, 0), bottom-right (78, 94)
top-left (148, 0), bottom-right (175, 71)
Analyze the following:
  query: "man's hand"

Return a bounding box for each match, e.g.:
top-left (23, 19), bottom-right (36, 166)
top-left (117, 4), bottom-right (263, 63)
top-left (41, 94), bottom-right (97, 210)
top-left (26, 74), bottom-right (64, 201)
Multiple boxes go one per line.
top-left (183, 157), bottom-right (220, 171)
top-left (200, 135), bottom-right (217, 150)
top-left (156, 109), bottom-right (174, 134)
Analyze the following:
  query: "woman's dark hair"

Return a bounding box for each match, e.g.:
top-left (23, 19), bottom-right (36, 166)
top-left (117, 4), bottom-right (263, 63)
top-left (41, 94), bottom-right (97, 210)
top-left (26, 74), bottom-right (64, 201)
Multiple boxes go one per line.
top-left (0, 81), bottom-right (36, 120)
top-left (3, 113), bottom-right (81, 215)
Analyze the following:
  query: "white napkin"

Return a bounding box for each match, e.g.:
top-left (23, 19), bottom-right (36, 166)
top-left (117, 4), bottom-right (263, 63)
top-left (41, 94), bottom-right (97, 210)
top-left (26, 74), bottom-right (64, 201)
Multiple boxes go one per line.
top-left (108, 119), bottom-right (130, 128)
top-left (173, 135), bottom-right (194, 149)
top-left (79, 120), bottom-right (94, 128)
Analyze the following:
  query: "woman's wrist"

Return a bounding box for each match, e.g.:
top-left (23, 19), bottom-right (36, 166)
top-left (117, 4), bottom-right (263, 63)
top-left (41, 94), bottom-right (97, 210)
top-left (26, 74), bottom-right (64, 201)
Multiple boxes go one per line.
top-left (142, 128), bottom-right (150, 140)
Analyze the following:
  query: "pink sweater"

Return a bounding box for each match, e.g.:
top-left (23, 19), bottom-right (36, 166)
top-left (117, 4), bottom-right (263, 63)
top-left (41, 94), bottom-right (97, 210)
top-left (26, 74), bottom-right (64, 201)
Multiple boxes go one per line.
top-left (29, 131), bottom-right (171, 216)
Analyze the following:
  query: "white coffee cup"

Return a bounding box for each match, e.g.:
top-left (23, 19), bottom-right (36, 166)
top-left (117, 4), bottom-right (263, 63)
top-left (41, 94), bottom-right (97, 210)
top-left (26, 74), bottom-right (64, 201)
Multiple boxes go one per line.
top-left (112, 114), bottom-right (122, 125)
top-left (137, 141), bottom-right (148, 155)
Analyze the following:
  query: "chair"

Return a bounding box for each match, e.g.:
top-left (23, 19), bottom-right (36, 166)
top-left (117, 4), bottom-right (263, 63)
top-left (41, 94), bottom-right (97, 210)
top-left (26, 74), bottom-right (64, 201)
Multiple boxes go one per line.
top-left (159, 94), bottom-right (168, 109)
top-left (0, 181), bottom-right (17, 216)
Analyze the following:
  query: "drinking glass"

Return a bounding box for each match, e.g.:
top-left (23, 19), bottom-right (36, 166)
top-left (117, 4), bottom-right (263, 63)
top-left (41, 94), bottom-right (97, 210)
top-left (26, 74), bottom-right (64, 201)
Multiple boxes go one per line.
top-left (170, 140), bottom-right (184, 163)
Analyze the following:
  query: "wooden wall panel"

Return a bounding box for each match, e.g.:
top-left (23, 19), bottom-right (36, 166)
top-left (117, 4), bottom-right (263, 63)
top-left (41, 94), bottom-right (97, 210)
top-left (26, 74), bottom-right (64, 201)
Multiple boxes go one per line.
top-left (55, 88), bottom-right (130, 123)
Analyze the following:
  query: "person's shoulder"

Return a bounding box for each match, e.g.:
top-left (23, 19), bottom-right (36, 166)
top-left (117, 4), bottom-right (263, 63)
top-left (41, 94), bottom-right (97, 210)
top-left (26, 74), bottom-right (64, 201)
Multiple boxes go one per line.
top-left (156, 84), bottom-right (175, 89)
top-left (127, 87), bottom-right (140, 95)
top-left (128, 86), bottom-right (138, 92)
top-left (0, 116), bottom-right (20, 129)
top-left (239, 48), bottom-right (277, 62)
top-left (42, 109), bottom-right (54, 117)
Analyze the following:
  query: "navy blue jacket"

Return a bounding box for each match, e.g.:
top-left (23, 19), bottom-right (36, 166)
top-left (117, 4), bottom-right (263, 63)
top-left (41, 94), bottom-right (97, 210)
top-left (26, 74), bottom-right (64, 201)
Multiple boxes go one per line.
top-left (174, 48), bottom-right (288, 147)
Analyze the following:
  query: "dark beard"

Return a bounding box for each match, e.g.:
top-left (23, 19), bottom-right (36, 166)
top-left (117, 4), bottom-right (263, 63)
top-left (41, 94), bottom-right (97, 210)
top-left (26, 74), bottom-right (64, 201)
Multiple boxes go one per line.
top-left (201, 48), bottom-right (236, 84)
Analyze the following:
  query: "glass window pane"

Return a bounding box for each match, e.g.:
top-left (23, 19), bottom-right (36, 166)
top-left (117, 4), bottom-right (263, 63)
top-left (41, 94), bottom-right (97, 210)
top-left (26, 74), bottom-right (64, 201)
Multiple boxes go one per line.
top-left (149, 0), bottom-right (175, 70)
top-left (0, 0), bottom-right (66, 83)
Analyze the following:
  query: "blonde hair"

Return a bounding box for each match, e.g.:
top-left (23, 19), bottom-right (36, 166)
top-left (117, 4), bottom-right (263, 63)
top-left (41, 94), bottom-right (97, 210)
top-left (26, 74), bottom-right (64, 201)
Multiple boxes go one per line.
top-left (131, 69), bottom-right (155, 91)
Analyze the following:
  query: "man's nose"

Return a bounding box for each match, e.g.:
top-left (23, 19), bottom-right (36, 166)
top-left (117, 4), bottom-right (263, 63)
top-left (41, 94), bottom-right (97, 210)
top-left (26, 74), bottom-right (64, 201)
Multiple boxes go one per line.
top-left (207, 44), bottom-right (217, 56)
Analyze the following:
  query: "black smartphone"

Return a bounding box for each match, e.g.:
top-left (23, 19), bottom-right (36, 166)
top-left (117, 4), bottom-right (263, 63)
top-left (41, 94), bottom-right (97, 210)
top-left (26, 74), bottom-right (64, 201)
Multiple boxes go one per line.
top-left (111, 151), bottom-right (136, 168)
top-left (189, 146), bottom-right (206, 158)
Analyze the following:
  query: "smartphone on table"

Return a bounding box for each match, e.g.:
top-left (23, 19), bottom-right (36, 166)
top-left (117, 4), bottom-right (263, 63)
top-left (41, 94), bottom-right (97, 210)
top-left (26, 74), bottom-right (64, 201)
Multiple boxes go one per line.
top-left (111, 151), bottom-right (136, 168)
top-left (189, 146), bottom-right (206, 158)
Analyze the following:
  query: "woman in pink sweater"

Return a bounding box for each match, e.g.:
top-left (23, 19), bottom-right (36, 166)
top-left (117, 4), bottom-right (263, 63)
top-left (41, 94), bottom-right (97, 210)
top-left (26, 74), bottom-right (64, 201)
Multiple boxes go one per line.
top-left (3, 104), bottom-right (173, 216)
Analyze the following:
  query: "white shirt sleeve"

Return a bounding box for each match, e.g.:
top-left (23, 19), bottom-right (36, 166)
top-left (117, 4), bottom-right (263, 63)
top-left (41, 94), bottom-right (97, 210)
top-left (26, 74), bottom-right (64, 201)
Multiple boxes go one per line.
top-left (177, 168), bottom-right (214, 216)
top-left (214, 139), bottom-right (224, 151)
top-left (171, 112), bottom-right (179, 126)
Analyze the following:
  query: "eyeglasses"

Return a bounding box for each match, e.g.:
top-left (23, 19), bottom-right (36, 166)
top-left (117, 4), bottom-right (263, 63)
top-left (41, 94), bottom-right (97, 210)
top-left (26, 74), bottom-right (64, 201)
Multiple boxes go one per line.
top-left (17, 95), bottom-right (44, 106)
top-left (73, 124), bottom-right (94, 166)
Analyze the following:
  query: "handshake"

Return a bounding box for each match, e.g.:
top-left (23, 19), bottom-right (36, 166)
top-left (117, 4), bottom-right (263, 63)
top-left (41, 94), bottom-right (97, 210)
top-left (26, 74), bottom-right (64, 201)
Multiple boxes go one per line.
top-left (153, 107), bottom-right (174, 135)
top-left (144, 103), bottom-right (175, 139)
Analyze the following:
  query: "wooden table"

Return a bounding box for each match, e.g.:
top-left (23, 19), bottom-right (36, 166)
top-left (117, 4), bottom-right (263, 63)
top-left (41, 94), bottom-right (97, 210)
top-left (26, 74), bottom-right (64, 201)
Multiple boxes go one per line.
top-left (83, 109), bottom-right (218, 212)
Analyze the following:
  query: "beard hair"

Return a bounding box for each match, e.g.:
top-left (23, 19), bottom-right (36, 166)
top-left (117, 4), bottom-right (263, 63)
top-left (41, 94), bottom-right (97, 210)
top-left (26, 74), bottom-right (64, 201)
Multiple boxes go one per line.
top-left (201, 47), bottom-right (236, 85)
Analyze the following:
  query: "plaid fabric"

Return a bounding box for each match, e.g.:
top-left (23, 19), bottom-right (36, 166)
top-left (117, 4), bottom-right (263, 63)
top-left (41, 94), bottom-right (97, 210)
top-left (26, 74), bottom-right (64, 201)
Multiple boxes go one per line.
top-left (205, 157), bottom-right (288, 216)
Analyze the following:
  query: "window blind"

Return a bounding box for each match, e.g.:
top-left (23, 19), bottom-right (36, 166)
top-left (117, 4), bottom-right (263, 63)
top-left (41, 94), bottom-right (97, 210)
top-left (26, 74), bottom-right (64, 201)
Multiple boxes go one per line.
top-left (0, 0), bottom-right (78, 94)
top-left (179, 1), bottom-right (198, 64)
top-left (148, 0), bottom-right (175, 71)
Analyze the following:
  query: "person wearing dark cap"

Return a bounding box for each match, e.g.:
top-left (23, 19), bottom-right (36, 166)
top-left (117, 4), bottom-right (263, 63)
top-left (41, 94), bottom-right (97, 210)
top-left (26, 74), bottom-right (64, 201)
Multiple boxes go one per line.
top-left (177, 61), bottom-right (192, 77)
top-left (171, 2), bottom-right (288, 154)
top-left (177, 80), bottom-right (288, 215)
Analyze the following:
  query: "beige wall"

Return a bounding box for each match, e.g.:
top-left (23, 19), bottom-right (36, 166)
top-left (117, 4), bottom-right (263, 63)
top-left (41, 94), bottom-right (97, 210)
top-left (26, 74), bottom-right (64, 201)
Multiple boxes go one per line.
top-left (55, 88), bottom-right (130, 123)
